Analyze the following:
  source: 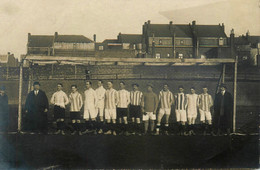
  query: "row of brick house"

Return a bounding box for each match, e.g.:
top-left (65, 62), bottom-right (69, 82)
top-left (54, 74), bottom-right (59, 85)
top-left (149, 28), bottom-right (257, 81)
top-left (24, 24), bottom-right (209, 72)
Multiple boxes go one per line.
top-left (25, 20), bottom-right (260, 65)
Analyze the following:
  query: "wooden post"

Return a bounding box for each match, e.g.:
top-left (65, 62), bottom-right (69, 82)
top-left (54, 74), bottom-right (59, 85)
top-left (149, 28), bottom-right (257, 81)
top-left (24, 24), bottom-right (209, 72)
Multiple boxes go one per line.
top-left (18, 60), bottom-right (23, 132)
top-left (6, 66), bottom-right (9, 80)
top-left (221, 64), bottom-right (226, 83)
top-left (74, 65), bottom-right (77, 79)
top-left (27, 64), bottom-right (32, 93)
top-left (233, 56), bottom-right (238, 133)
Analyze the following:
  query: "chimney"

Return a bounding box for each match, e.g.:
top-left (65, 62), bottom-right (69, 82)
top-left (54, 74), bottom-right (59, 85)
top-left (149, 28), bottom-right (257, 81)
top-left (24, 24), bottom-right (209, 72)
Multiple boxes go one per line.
top-left (93, 34), bottom-right (96, 42)
top-left (28, 33), bottom-right (31, 41)
top-left (230, 29), bottom-right (235, 58)
top-left (221, 23), bottom-right (225, 32)
top-left (191, 21), bottom-right (198, 58)
top-left (54, 32), bottom-right (58, 39)
top-left (192, 21), bottom-right (196, 27)
top-left (169, 21), bottom-right (174, 35)
top-left (246, 30), bottom-right (250, 38)
top-left (117, 32), bottom-right (122, 42)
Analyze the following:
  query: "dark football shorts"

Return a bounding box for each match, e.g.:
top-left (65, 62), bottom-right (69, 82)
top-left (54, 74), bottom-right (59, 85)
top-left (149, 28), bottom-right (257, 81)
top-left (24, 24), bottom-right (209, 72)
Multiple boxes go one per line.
top-left (54, 105), bottom-right (65, 120)
top-left (117, 108), bottom-right (128, 118)
top-left (70, 112), bottom-right (81, 120)
top-left (129, 105), bottom-right (142, 118)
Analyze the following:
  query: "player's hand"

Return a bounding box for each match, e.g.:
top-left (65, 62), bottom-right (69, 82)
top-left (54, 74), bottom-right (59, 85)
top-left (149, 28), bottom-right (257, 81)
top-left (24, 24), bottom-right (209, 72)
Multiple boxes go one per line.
top-left (44, 109), bottom-right (48, 112)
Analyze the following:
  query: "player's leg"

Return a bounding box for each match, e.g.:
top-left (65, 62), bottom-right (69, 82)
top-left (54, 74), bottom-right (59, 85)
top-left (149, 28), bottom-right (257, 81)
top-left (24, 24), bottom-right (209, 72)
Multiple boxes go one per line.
top-left (103, 109), bottom-right (112, 135)
top-left (53, 106), bottom-right (61, 134)
top-left (90, 108), bottom-right (98, 134)
top-left (70, 114), bottom-right (77, 135)
top-left (191, 117), bottom-right (196, 135)
top-left (164, 109), bottom-right (171, 135)
top-left (111, 109), bottom-right (117, 136)
top-left (199, 109), bottom-right (206, 135)
top-left (136, 117), bottom-right (142, 136)
top-left (98, 107), bottom-right (105, 134)
top-left (70, 112), bottom-right (76, 135)
top-left (129, 106), bottom-right (135, 135)
top-left (187, 116), bottom-right (192, 136)
top-left (181, 110), bottom-right (187, 136)
top-left (150, 112), bottom-right (156, 134)
top-left (155, 109), bottom-right (164, 135)
top-left (59, 107), bottom-right (66, 135)
top-left (206, 111), bottom-right (213, 135)
top-left (117, 108), bottom-right (123, 135)
top-left (123, 112), bottom-right (129, 136)
top-left (81, 109), bottom-right (90, 134)
top-left (130, 117), bottom-right (135, 135)
top-left (135, 106), bottom-right (142, 136)
top-left (175, 110), bottom-right (182, 135)
top-left (143, 113), bottom-right (149, 135)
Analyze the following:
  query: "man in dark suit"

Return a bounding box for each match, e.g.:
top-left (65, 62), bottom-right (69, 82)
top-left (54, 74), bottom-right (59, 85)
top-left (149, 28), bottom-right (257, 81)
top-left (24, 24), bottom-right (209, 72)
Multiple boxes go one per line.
top-left (0, 85), bottom-right (9, 133)
top-left (214, 83), bottom-right (233, 135)
top-left (25, 82), bottom-right (49, 134)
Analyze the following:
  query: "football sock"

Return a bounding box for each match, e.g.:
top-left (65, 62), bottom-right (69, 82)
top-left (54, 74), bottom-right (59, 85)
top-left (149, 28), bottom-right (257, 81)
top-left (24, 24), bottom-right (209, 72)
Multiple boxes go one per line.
top-left (150, 120), bottom-right (155, 132)
top-left (144, 121), bottom-right (149, 133)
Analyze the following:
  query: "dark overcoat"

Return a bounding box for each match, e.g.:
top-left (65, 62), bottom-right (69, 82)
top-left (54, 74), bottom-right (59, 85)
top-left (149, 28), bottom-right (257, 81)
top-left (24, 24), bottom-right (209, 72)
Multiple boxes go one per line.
top-left (214, 91), bottom-right (233, 129)
top-left (25, 90), bottom-right (49, 130)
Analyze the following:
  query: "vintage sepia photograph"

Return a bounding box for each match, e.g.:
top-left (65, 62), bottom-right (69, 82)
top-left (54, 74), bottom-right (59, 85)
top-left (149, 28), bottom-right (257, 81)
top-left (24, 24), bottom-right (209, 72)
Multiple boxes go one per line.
top-left (0, 0), bottom-right (259, 169)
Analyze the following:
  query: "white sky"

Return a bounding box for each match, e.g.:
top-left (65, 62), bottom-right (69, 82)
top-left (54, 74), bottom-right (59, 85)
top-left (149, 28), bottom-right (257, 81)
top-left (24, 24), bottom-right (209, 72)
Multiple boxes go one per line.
top-left (0, 0), bottom-right (259, 58)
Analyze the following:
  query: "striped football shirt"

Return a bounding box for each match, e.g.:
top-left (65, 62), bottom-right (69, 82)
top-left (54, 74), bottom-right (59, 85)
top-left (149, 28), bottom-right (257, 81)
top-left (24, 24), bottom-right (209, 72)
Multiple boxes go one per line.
top-left (198, 93), bottom-right (213, 111)
top-left (69, 91), bottom-right (83, 112)
top-left (105, 88), bottom-right (118, 109)
top-left (130, 90), bottom-right (143, 106)
top-left (117, 89), bottom-right (130, 108)
top-left (175, 93), bottom-right (186, 110)
top-left (159, 90), bottom-right (174, 109)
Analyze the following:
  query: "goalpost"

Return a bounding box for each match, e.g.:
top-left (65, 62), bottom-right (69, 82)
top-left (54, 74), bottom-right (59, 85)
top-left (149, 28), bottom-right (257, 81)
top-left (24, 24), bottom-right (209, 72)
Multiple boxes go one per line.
top-left (18, 56), bottom-right (238, 132)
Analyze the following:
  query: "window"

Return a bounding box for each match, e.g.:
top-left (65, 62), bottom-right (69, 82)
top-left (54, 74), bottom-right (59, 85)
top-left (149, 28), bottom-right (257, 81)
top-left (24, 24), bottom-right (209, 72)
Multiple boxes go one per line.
top-left (156, 53), bottom-right (161, 58)
top-left (133, 44), bottom-right (136, 50)
top-left (123, 43), bottom-right (130, 49)
top-left (159, 40), bottom-right (162, 45)
top-left (242, 56), bottom-right (248, 60)
top-left (219, 37), bottom-right (224, 46)
top-left (99, 46), bottom-right (104, 50)
top-left (180, 40), bottom-right (184, 45)
top-left (178, 53), bottom-right (183, 59)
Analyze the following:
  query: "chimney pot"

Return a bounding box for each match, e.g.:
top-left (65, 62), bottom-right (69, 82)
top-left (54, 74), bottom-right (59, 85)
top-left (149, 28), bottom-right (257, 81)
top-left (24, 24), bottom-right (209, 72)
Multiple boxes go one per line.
top-left (169, 21), bottom-right (173, 25)
top-left (231, 28), bottom-right (234, 34)
top-left (93, 34), bottom-right (96, 42)
top-left (246, 30), bottom-right (250, 36)
top-left (148, 20), bottom-right (151, 24)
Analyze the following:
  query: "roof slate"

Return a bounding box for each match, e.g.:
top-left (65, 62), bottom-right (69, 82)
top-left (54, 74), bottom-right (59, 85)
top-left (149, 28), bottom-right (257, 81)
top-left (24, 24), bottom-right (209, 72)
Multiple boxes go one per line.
top-left (28, 35), bottom-right (54, 47)
top-left (146, 24), bottom-right (226, 38)
top-left (55, 35), bottom-right (93, 43)
top-left (118, 34), bottom-right (142, 43)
